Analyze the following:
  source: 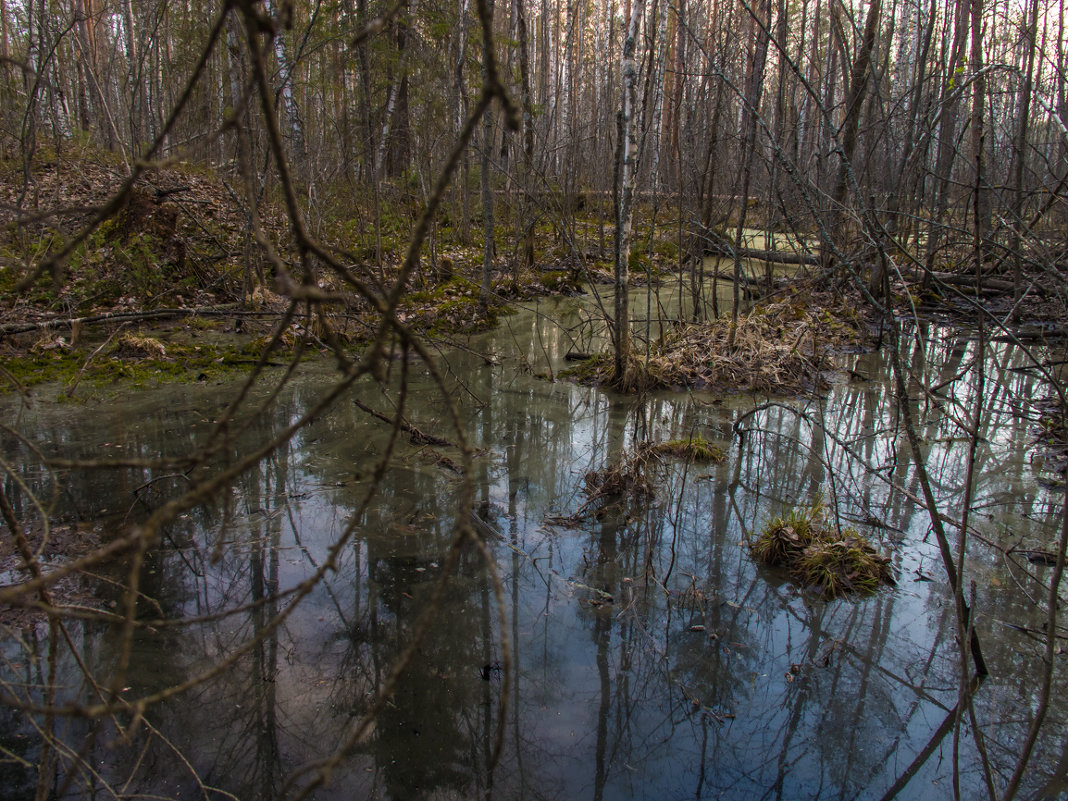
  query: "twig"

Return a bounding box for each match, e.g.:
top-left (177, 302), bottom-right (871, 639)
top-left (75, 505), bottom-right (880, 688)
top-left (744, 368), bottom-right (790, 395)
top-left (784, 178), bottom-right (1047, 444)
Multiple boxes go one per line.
top-left (352, 397), bottom-right (458, 448)
top-left (65, 323), bottom-right (129, 398)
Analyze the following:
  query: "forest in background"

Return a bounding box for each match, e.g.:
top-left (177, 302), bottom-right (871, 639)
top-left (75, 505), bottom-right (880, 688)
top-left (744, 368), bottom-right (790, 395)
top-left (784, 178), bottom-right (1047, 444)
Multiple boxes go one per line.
top-left (2, 0), bottom-right (1067, 311)
top-left (1, 0), bottom-right (1068, 799)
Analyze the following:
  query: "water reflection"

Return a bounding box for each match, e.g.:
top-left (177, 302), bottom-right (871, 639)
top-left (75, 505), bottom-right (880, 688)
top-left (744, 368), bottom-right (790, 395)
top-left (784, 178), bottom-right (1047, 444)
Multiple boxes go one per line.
top-left (1, 290), bottom-right (1066, 800)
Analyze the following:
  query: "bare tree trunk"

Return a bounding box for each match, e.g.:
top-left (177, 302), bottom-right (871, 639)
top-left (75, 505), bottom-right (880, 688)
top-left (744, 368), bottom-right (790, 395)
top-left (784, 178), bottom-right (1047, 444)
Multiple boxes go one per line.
top-left (264, 0), bottom-right (306, 174)
top-left (0, 0), bottom-right (7, 66)
top-left (825, 0), bottom-right (884, 273)
top-left (451, 0), bottom-right (471, 244)
top-left (887, 0), bottom-right (936, 245)
top-left (729, 0), bottom-right (771, 352)
top-left (480, 0), bottom-right (496, 307)
top-left (969, 0), bottom-right (987, 257)
top-left (924, 0), bottom-right (969, 275)
top-left (121, 0), bottom-right (142, 151)
top-left (375, 12), bottom-right (411, 180)
top-left (354, 0), bottom-right (376, 185)
top-left (1010, 0), bottom-right (1038, 309)
top-left (696, 75), bottom-right (727, 322)
top-left (516, 0), bottom-right (536, 269)
top-left (646, 0), bottom-right (668, 197)
top-left (611, 0), bottom-right (644, 386)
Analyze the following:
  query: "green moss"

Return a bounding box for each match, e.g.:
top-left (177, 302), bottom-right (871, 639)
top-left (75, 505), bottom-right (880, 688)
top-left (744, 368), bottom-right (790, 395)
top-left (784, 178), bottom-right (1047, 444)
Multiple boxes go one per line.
top-left (0, 261), bottom-right (19, 294)
top-left (627, 250), bottom-right (651, 273)
top-left (409, 275), bottom-right (479, 304)
top-left (429, 295), bottom-right (500, 334)
top-left (2, 350), bottom-right (85, 388)
top-left (558, 353), bottom-right (613, 383)
top-left (654, 239), bottom-right (680, 260)
top-left (0, 340), bottom-right (268, 395)
top-left (187, 316), bottom-right (223, 331)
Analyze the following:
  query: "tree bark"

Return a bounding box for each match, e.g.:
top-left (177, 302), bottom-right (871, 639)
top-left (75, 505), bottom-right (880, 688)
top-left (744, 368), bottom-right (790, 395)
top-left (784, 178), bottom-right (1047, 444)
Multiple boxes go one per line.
top-left (923, 0), bottom-right (969, 276)
top-left (729, 0), bottom-right (771, 352)
top-left (825, 0), bottom-right (883, 271)
top-left (121, 0), bottom-right (142, 151)
top-left (480, 0), bottom-right (496, 307)
top-left (969, 0), bottom-right (987, 256)
top-left (611, 0), bottom-right (644, 385)
top-left (516, 0), bottom-right (536, 269)
top-left (265, 0), bottom-right (307, 173)
top-left (1010, 0), bottom-right (1038, 308)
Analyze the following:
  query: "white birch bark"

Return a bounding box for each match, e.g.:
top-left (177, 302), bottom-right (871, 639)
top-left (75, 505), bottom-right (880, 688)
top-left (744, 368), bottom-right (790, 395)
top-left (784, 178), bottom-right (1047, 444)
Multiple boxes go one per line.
top-left (612, 0), bottom-right (644, 384)
top-left (265, 0), bottom-right (307, 172)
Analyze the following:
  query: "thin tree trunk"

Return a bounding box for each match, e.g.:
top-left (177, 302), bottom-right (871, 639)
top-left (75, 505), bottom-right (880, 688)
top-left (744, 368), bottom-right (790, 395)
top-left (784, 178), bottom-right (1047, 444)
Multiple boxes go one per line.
top-left (1010, 0), bottom-right (1037, 309)
top-left (265, 0), bottom-right (306, 173)
top-left (696, 75), bottom-right (726, 322)
top-left (611, 0), bottom-right (644, 386)
top-left (452, 0), bottom-right (471, 245)
top-left (924, 0), bottom-right (969, 276)
top-left (516, 0), bottom-right (536, 269)
top-left (969, 0), bottom-right (987, 256)
top-left (887, 0), bottom-right (936, 245)
top-left (729, 0), bottom-right (771, 352)
top-left (355, 0), bottom-right (376, 185)
top-left (121, 0), bottom-right (142, 151)
top-left (825, 0), bottom-right (883, 272)
top-left (480, 0), bottom-right (496, 307)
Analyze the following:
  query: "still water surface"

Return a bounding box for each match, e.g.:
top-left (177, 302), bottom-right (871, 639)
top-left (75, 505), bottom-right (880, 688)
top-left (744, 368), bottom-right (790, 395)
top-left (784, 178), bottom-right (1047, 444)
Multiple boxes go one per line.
top-left (2, 287), bottom-right (1066, 800)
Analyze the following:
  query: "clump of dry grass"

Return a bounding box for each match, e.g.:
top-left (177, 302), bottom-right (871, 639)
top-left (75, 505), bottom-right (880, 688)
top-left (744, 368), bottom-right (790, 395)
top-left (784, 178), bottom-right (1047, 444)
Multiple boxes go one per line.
top-left (749, 501), bottom-right (820, 567)
top-left (648, 296), bottom-right (860, 394)
top-left (559, 437), bottom-right (725, 524)
top-left (653, 435), bottom-right (726, 463)
top-left (114, 332), bottom-right (167, 359)
top-left (582, 445), bottom-right (659, 507)
top-left (749, 498), bottom-right (894, 599)
top-left (794, 535), bottom-right (894, 598)
top-left (562, 294), bottom-right (865, 395)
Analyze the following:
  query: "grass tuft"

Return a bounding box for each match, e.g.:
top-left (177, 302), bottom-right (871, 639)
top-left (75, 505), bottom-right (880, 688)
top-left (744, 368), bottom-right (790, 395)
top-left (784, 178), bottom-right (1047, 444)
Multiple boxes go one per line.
top-left (749, 497), bottom-right (894, 598)
top-left (653, 435), bottom-right (726, 463)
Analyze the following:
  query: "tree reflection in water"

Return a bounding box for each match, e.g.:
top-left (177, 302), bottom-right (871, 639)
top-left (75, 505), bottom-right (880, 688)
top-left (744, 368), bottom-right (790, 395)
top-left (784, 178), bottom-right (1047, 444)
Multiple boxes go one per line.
top-left (2, 304), bottom-right (1066, 800)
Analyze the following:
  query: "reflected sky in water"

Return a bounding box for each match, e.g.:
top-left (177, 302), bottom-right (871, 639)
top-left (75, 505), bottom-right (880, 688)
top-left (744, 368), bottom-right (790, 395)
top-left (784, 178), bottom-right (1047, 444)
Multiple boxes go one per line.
top-left (1, 290), bottom-right (1066, 800)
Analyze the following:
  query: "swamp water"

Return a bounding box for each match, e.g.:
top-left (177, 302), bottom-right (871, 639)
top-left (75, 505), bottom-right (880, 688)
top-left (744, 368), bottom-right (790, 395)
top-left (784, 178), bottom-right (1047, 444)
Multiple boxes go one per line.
top-left (2, 286), bottom-right (1067, 800)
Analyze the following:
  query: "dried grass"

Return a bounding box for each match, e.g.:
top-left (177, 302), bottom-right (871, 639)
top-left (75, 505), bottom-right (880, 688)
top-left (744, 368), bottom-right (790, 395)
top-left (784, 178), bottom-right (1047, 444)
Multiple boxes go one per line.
top-left (749, 498), bottom-right (894, 599)
top-left (563, 294), bottom-right (864, 395)
top-left (653, 435), bottom-right (726, 463)
top-left (582, 444), bottom-right (659, 507)
top-left (794, 536), bottom-right (893, 598)
top-left (113, 332), bottom-right (167, 359)
top-left (647, 296), bottom-right (860, 394)
top-left (571, 436), bottom-right (726, 521)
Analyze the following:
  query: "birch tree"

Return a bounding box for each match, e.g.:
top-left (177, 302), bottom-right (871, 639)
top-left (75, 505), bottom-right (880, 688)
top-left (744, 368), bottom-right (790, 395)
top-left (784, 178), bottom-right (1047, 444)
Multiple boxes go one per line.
top-left (265, 0), bottom-right (307, 173)
top-left (612, 0), bottom-right (645, 386)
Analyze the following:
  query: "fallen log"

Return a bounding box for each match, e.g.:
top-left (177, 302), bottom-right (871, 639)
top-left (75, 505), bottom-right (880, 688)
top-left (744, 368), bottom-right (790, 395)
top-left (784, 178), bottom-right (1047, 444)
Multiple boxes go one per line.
top-left (928, 272), bottom-right (1032, 295)
top-left (0, 305), bottom-right (245, 336)
top-left (708, 272), bottom-right (791, 293)
top-left (703, 243), bottom-right (820, 266)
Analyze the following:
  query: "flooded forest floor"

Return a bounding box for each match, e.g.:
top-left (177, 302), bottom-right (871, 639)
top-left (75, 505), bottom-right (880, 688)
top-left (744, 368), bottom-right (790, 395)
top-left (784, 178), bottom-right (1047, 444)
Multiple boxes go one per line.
top-left (2, 153), bottom-right (1068, 800)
